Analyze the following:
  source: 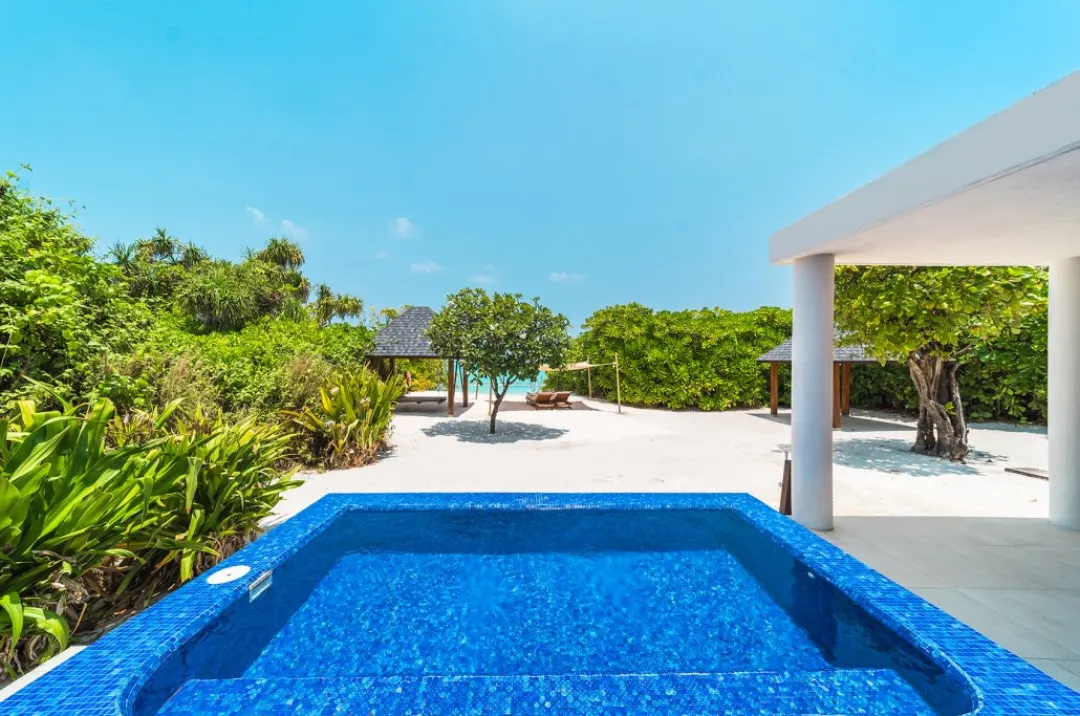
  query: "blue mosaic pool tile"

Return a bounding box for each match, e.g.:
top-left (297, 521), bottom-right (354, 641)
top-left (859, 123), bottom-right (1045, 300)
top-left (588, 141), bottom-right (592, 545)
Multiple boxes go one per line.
top-left (1, 493), bottom-right (1079, 715)
top-left (157, 669), bottom-right (936, 715)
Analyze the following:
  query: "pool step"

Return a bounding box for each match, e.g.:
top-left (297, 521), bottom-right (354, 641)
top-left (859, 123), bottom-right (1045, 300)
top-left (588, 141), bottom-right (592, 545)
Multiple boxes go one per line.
top-left (157, 668), bottom-right (942, 715)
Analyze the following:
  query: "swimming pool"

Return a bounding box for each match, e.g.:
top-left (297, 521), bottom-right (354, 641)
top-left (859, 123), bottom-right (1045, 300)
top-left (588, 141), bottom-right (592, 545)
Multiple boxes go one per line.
top-left (3, 494), bottom-right (1079, 715)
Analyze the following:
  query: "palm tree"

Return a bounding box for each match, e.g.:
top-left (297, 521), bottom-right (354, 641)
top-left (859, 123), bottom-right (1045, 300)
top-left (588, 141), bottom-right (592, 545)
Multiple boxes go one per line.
top-left (255, 237), bottom-right (305, 270)
top-left (313, 283), bottom-right (336, 326)
top-left (108, 241), bottom-right (136, 272)
top-left (311, 285), bottom-right (363, 326)
top-left (143, 227), bottom-right (180, 263)
top-left (334, 294), bottom-right (363, 322)
top-left (178, 242), bottom-right (208, 269)
top-left (285, 269), bottom-right (311, 303)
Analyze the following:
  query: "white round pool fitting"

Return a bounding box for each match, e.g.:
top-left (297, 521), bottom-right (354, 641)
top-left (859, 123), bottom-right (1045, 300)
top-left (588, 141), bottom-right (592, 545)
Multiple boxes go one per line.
top-left (206, 565), bottom-right (251, 584)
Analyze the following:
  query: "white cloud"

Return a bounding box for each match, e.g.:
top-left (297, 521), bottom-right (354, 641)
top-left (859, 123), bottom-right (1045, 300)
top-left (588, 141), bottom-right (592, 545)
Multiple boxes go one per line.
top-left (281, 219), bottom-right (307, 239)
top-left (244, 206), bottom-right (266, 224)
top-left (390, 217), bottom-right (417, 239)
top-left (375, 250), bottom-right (391, 260)
top-left (467, 265), bottom-right (497, 284)
top-left (548, 271), bottom-right (586, 283)
top-left (410, 260), bottom-right (442, 275)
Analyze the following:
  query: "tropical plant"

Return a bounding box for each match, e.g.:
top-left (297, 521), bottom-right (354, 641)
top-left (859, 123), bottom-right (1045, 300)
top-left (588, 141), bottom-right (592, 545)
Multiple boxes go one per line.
top-left (397, 358), bottom-right (445, 392)
top-left (834, 266), bottom-right (1045, 459)
top-left (175, 237), bottom-right (324, 331)
top-left (148, 416), bottom-right (299, 586)
top-left (0, 170), bottom-right (153, 408)
top-left (429, 289), bottom-right (570, 433)
top-left (285, 370), bottom-right (404, 468)
top-left (311, 283), bottom-right (364, 327)
top-left (0, 399), bottom-right (188, 675)
top-left (103, 314), bottom-right (373, 415)
top-left (254, 237), bottom-right (305, 270)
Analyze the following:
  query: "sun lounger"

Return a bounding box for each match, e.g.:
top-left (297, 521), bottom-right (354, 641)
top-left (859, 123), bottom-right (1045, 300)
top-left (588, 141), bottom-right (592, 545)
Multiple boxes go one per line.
top-left (552, 391), bottom-right (573, 409)
top-left (403, 395), bottom-right (447, 404)
top-left (526, 392), bottom-right (556, 409)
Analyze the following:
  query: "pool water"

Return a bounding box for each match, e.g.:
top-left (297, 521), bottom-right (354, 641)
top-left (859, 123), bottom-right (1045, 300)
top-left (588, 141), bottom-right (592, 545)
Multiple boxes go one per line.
top-left (246, 512), bottom-right (830, 677)
top-left (143, 509), bottom-right (972, 715)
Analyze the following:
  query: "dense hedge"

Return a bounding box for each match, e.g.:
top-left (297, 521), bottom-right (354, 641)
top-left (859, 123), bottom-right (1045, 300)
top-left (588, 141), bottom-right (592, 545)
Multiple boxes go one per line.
top-left (545, 304), bottom-right (792, 410)
top-left (552, 302), bottom-right (1047, 423)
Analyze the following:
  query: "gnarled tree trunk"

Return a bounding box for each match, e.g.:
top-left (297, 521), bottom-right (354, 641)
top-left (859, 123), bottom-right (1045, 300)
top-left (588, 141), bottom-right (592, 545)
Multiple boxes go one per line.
top-left (907, 348), bottom-right (968, 460)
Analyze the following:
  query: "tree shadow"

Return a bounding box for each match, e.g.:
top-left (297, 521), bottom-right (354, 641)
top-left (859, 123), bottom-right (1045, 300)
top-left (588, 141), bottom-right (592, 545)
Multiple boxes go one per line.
top-left (833, 437), bottom-right (983, 476)
top-left (750, 411), bottom-right (911, 433)
top-left (421, 420), bottom-right (568, 444)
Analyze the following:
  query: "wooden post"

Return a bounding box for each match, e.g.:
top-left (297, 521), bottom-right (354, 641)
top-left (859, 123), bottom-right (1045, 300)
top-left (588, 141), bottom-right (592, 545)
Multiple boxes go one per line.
top-left (769, 362), bottom-right (779, 415)
top-left (587, 357), bottom-right (593, 399)
top-left (447, 358), bottom-right (456, 417)
top-left (832, 362), bottom-right (842, 429)
top-left (779, 452), bottom-right (792, 516)
top-left (461, 367), bottom-right (469, 408)
top-left (614, 353), bottom-right (622, 414)
top-left (841, 363), bottom-right (852, 416)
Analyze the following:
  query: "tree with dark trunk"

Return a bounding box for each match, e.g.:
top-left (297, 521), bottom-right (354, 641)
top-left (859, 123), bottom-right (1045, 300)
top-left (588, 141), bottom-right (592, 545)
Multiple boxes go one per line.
top-left (428, 288), bottom-right (570, 434)
top-left (835, 266), bottom-right (1045, 461)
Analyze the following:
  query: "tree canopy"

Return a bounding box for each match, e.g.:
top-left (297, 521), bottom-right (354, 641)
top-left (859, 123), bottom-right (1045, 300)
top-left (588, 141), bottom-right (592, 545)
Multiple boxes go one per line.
top-left (429, 288), bottom-right (570, 433)
top-left (834, 265), bottom-right (1046, 458)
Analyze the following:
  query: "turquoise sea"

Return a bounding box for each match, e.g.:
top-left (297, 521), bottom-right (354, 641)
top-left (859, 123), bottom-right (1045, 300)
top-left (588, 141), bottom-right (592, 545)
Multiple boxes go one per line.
top-left (470, 372), bottom-right (547, 396)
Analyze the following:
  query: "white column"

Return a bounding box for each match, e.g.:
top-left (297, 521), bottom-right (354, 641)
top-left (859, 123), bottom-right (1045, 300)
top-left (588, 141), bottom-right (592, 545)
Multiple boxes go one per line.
top-left (791, 254), bottom-right (834, 531)
top-left (1049, 257), bottom-right (1080, 529)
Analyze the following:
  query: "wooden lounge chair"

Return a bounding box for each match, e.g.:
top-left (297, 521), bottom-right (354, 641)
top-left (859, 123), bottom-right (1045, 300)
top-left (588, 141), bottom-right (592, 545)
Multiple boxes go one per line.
top-left (552, 391), bottom-right (573, 409)
top-left (526, 392), bottom-right (556, 409)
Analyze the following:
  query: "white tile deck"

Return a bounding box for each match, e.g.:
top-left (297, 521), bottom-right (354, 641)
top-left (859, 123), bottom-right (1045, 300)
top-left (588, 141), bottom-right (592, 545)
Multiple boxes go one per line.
top-left (824, 516), bottom-right (1080, 691)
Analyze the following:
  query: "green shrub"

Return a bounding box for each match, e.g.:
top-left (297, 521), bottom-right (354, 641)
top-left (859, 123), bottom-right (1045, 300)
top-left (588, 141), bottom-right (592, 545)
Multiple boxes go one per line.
top-left (547, 304), bottom-right (792, 410)
top-left (0, 171), bottom-right (153, 409)
top-left (271, 354), bottom-right (336, 411)
top-left (0, 399), bottom-right (188, 676)
top-left (0, 398), bottom-right (299, 679)
top-left (147, 416), bottom-right (299, 586)
top-left (397, 358), bottom-right (446, 392)
top-left (103, 315), bottom-right (373, 416)
top-left (285, 370), bottom-right (404, 469)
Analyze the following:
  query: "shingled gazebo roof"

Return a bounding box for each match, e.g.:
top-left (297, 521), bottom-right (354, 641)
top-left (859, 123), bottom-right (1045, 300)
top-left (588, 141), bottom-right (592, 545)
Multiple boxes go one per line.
top-left (757, 337), bottom-right (878, 364)
top-left (369, 306), bottom-right (440, 358)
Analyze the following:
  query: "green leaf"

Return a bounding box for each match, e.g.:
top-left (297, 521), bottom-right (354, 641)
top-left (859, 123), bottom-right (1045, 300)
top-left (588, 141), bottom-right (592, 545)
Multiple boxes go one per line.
top-left (1, 591), bottom-right (25, 645)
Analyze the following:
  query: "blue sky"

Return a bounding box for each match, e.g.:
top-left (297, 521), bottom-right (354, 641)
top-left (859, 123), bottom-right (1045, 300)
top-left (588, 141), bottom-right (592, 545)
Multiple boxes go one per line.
top-left (4, 1), bottom-right (1079, 328)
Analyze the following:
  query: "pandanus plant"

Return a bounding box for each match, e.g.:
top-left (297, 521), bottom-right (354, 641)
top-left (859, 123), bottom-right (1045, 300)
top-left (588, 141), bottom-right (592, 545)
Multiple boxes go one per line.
top-left (284, 370), bottom-right (404, 469)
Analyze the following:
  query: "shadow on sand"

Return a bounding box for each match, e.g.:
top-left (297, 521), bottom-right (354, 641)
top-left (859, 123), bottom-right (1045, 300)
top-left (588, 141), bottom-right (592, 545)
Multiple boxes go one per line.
top-left (422, 420), bottom-right (567, 444)
top-left (750, 411), bottom-right (911, 433)
top-left (833, 437), bottom-right (983, 476)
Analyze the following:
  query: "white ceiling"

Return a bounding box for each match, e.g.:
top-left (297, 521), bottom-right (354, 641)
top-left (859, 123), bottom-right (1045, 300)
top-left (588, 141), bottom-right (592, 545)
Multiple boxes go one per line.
top-left (770, 71), bottom-right (1080, 266)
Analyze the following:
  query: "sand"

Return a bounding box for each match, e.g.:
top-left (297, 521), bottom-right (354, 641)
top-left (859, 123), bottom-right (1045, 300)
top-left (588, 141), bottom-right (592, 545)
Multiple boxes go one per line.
top-left (275, 395), bottom-right (1049, 522)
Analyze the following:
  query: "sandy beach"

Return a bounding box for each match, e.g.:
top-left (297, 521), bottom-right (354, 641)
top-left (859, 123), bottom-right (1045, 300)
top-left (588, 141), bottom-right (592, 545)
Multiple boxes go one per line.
top-left (277, 394), bottom-right (1049, 521)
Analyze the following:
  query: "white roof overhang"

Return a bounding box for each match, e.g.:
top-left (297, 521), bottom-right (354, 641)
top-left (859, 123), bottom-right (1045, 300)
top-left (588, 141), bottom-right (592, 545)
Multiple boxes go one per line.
top-left (770, 72), bottom-right (1080, 266)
